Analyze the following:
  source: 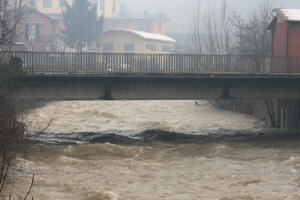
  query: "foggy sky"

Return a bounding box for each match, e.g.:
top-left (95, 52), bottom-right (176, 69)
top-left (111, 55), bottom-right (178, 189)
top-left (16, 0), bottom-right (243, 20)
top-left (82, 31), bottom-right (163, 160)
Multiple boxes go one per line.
top-left (121, 0), bottom-right (300, 34)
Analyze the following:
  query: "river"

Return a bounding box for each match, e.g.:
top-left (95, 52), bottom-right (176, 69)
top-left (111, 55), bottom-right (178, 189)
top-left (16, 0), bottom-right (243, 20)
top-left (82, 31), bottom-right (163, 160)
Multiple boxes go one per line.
top-left (7, 100), bottom-right (300, 200)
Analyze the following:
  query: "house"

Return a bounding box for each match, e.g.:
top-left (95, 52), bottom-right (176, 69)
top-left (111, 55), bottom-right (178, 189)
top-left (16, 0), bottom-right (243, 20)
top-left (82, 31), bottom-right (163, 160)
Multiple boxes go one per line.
top-left (17, 0), bottom-right (170, 52)
top-left (21, 0), bottom-right (121, 51)
top-left (268, 8), bottom-right (300, 72)
top-left (28, 0), bottom-right (119, 18)
top-left (17, 8), bottom-right (59, 51)
top-left (97, 29), bottom-right (176, 53)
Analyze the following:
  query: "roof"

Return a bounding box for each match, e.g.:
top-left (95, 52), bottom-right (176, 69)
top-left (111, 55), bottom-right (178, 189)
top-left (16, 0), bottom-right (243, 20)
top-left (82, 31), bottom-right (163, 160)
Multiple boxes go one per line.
top-left (106, 17), bottom-right (169, 22)
top-left (102, 29), bottom-right (176, 43)
top-left (273, 8), bottom-right (300, 22)
top-left (22, 7), bottom-right (57, 23)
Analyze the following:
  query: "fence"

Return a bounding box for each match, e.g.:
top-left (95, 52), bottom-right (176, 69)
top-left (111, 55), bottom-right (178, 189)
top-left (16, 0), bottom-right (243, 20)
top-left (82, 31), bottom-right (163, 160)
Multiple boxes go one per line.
top-left (1, 51), bottom-right (298, 74)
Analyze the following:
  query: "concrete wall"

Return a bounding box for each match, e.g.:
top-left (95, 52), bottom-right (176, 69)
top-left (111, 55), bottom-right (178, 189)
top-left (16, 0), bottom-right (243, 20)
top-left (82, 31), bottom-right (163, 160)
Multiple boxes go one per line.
top-left (278, 99), bottom-right (300, 130)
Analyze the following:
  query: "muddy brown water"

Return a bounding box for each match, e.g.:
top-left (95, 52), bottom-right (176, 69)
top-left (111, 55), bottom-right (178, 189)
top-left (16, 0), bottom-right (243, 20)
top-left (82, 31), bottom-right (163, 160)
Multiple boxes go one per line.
top-left (5, 101), bottom-right (300, 200)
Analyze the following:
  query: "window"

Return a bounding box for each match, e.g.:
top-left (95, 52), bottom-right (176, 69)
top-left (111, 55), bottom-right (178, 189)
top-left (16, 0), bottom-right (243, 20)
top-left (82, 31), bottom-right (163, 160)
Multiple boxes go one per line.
top-left (98, 0), bottom-right (104, 10)
top-left (43, 0), bottom-right (52, 8)
top-left (29, 25), bottom-right (36, 41)
top-left (103, 43), bottom-right (114, 51)
top-left (146, 44), bottom-right (156, 52)
top-left (59, 0), bottom-right (65, 8)
top-left (124, 43), bottom-right (135, 51)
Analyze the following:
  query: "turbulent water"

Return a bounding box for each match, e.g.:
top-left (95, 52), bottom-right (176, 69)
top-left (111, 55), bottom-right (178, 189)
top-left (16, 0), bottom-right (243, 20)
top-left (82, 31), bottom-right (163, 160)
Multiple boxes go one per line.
top-left (7, 101), bottom-right (300, 200)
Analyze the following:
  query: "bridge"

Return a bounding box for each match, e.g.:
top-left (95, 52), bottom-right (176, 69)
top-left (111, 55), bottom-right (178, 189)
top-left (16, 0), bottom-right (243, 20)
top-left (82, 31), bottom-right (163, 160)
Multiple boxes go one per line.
top-left (4, 51), bottom-right (300, 101)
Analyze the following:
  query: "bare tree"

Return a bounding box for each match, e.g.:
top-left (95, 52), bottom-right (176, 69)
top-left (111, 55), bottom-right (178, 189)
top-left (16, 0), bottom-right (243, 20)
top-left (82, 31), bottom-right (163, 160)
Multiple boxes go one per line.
top-left (0, 0), bottom-right (24, 46)
top-left (192, 0), bottom-right (273, 55)
top-left (0, 67), bottom-right (35, 200)
top-left (191, 0), bottom-right (233, 54)
top-left (230, 0), bottom-right (273, 55)
top-left (0, 2), bottom-right (34, 196)
top-left (193, 0), bottom-right (280, 128)
top-left (191, 2), bottom-right (203, 53)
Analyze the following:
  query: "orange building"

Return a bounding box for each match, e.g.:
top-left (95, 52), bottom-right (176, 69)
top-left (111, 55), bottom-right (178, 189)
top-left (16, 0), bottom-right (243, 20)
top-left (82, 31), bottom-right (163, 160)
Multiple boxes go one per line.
top-left (17, 8), bottom-right (59, 51)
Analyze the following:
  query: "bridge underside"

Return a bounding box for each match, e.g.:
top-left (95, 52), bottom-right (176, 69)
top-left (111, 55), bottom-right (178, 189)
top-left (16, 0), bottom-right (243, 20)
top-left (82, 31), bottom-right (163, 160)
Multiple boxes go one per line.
top-left (12, 75), bottom-right (300, 101)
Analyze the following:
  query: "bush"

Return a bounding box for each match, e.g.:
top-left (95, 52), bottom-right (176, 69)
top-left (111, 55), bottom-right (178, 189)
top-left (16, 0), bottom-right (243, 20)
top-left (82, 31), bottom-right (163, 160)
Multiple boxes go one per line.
top-left (0, 63), bottom-right (28, 198)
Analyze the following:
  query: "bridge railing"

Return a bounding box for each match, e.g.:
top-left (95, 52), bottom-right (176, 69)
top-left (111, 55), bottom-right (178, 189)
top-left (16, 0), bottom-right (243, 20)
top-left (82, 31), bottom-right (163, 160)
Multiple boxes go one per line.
top-left (1, 51), bottom-right (298, 74)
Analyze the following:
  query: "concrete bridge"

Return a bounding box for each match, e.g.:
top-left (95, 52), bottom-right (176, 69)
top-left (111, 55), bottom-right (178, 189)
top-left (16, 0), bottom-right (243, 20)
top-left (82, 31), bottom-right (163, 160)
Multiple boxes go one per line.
top-left (4, 51), bottom-right (300, 100)
top-left (6, 51), bottom-right (300, 130)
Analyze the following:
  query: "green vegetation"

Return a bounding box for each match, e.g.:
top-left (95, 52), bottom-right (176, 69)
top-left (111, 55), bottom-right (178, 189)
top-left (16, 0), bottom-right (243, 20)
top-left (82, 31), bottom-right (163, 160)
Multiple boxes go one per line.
top-left (62, 0), bottom-right (104, 51)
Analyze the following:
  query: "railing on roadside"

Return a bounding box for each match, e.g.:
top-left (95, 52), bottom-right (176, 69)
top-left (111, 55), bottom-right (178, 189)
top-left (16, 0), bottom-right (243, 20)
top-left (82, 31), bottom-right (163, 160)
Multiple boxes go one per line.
top-left (1, 51), bottom-right (299, 75)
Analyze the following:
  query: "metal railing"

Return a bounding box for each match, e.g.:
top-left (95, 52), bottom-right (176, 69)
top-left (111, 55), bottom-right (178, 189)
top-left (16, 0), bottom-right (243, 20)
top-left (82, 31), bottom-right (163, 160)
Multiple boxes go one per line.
top-left (1, 51), bottom-right (299, 75)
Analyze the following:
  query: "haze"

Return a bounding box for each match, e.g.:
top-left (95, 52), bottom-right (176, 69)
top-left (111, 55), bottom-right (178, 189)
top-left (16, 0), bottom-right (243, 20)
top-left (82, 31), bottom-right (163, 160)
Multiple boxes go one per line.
top-left (121, 0), bottom-right (300, 33)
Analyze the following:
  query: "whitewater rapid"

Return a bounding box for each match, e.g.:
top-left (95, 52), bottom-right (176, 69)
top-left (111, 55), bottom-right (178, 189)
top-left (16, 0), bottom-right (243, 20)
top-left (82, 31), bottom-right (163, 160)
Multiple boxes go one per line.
top-left (6, 100), bottom-right (300, 200)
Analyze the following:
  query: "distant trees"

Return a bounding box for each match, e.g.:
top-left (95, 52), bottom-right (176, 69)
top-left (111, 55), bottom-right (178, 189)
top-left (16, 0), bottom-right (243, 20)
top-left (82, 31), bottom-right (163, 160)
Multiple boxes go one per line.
top-left (192, 0), bottom-right (273, 55)
top-left (230, 0), bottom-right (273, 55)
top-left (192, 0), bottom-right (232, 54)
top-left (62, 0), bottom-right (104, 52)
top-left (0, 0), bottom-right (24, 46)
top-left (193, 0), bottom-right (279, 127)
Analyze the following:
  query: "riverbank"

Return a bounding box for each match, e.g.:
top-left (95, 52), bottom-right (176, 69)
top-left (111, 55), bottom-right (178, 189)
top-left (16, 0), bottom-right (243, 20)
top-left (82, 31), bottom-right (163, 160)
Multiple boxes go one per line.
top-left (0, 64), bottom-right (28, 199)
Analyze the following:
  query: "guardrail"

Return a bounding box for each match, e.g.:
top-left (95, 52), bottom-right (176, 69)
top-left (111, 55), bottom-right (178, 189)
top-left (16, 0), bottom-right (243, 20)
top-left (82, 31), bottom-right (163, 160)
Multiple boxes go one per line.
top-left (1, 51), bottom-right (299, 74)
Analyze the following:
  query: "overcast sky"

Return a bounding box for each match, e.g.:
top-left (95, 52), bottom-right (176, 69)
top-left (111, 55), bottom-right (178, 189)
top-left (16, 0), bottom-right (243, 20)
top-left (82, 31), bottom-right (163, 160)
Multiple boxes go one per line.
top-left (121, 0), bottom-right (300, 34)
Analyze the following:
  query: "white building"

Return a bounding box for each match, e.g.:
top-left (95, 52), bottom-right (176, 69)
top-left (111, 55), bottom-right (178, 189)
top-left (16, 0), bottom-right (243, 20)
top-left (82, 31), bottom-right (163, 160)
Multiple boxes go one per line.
top-left (97, 29), bottom-right (176, 53)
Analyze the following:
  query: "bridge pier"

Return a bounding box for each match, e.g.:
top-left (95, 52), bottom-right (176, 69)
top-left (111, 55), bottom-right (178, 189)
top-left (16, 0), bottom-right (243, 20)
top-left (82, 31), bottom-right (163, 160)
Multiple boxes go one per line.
top-left (279, 99), bottom-right (300, 131)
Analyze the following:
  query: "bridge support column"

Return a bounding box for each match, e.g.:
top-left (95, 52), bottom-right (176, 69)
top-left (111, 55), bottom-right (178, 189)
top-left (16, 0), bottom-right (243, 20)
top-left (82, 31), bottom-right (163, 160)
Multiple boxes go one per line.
top-left (279, 99), bottom-right (300, 131)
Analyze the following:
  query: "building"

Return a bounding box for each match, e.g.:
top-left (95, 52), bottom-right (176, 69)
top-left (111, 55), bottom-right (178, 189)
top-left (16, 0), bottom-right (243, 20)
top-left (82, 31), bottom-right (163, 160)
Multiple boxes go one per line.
top-left (28, 0), bottom-right (119, 18)
top-left (97, 29), bottom-right (176, 53)
top-left (18, 0), bottom-right (170, 51)
top-left (268, 8), bottom-right (300, 72)
top-left (97, 0), bottom-right (120, 18)
top-left (17, 8), bottom-right (59, 51)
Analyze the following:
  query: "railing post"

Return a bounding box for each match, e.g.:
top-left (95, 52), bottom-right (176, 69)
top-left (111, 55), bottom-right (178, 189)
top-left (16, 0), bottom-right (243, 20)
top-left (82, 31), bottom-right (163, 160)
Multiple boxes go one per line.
top-left (31, 51), bottom-right (34, 74)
